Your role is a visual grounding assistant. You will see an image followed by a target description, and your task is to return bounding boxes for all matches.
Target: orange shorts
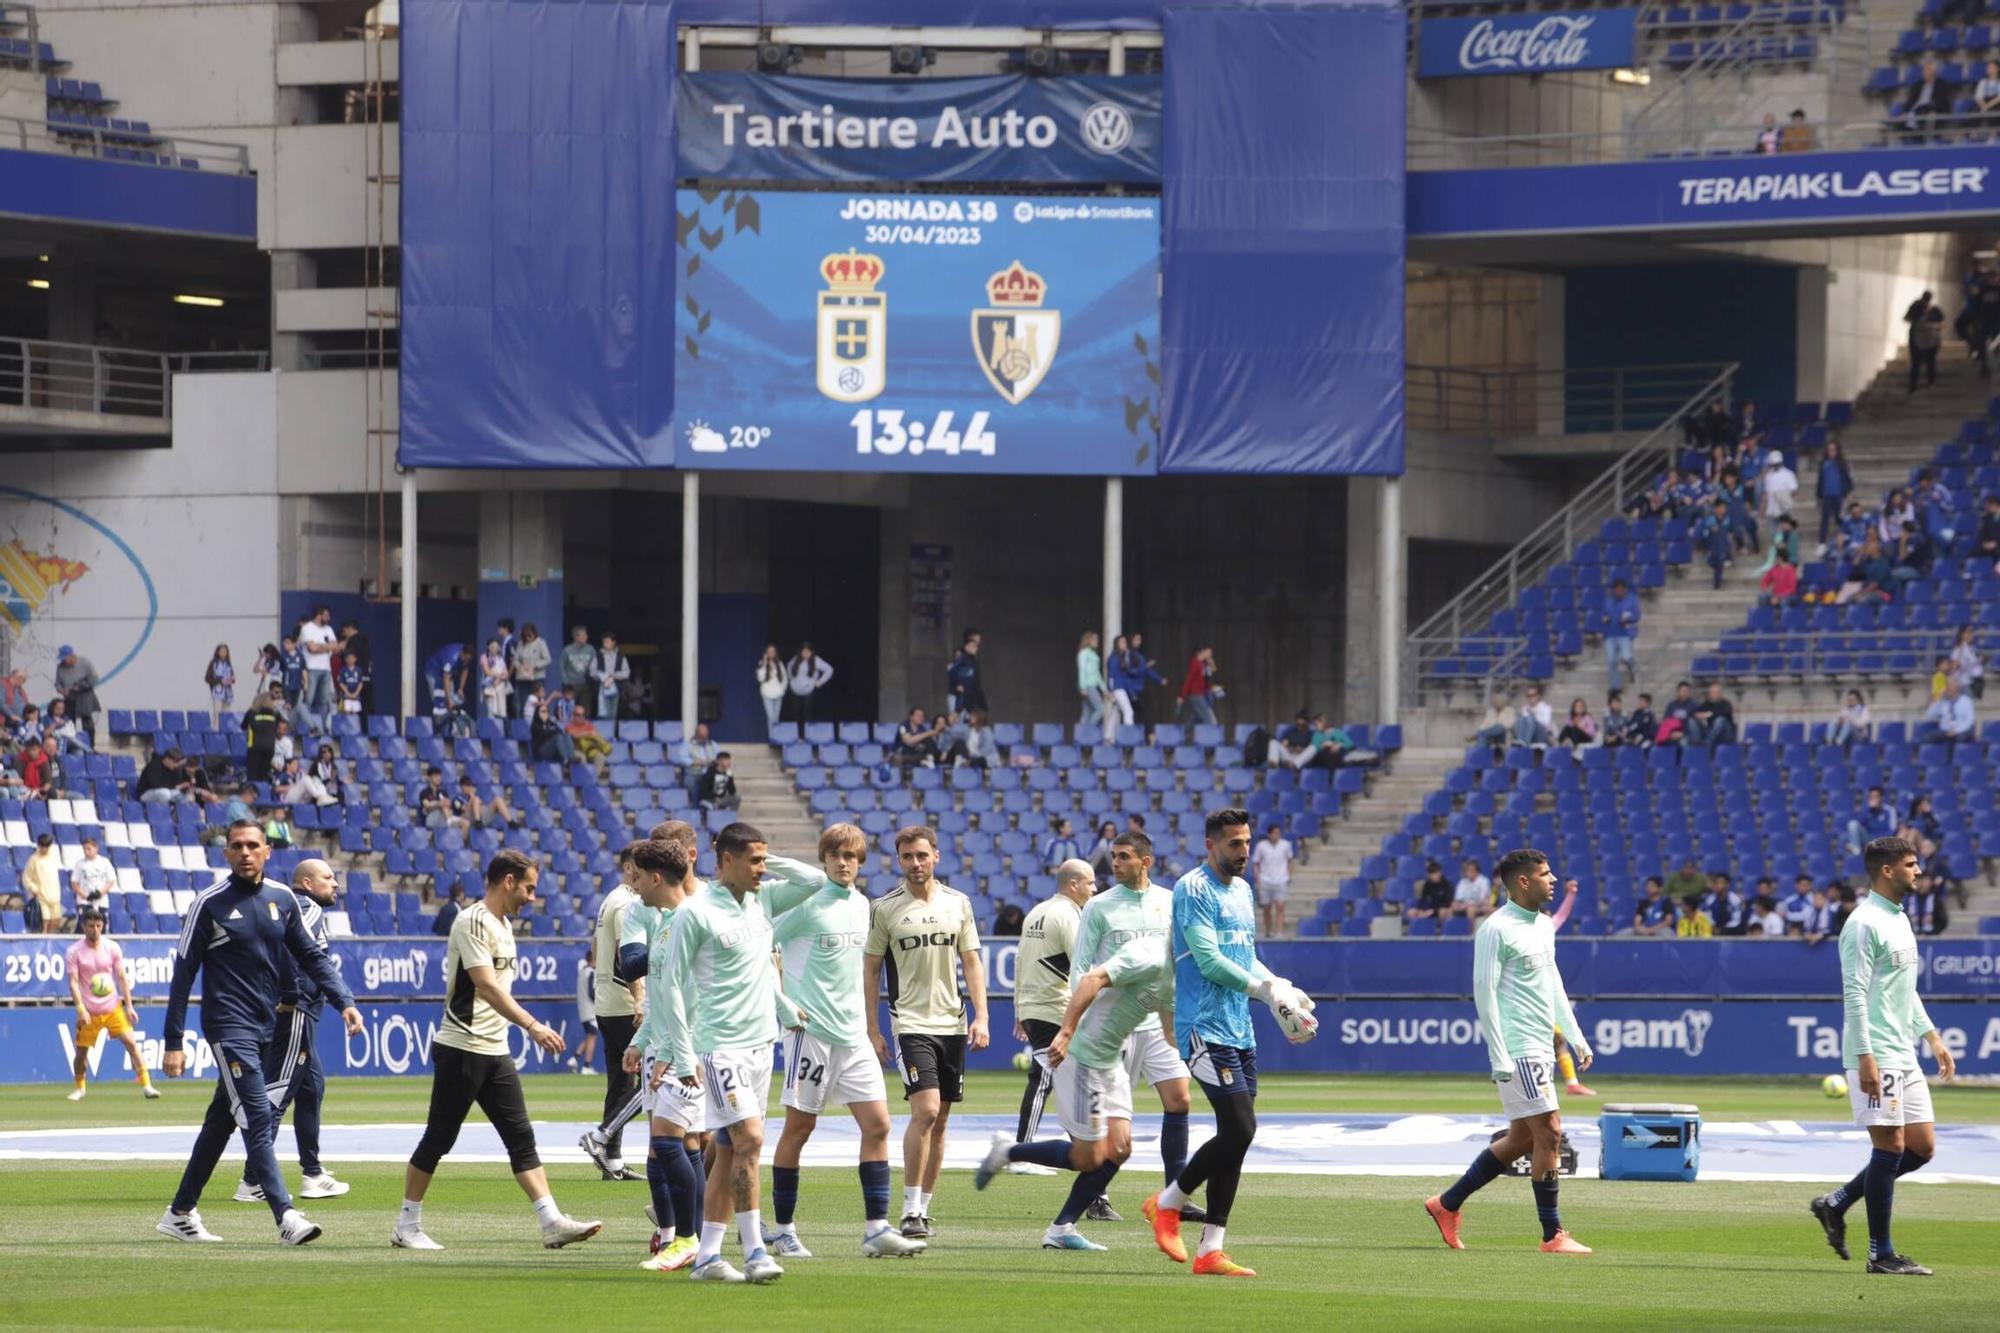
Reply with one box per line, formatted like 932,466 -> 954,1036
76,1008 -> 132,1048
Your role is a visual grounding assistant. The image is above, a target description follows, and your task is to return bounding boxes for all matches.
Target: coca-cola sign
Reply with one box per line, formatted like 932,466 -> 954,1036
1418,9 -> 1637,78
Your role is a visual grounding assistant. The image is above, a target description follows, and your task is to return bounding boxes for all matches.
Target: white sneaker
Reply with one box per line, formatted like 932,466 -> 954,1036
278,1209 -> 323,1246
862,1226 -> 927,1258
391,1224 -> 443,1251
540,1214 -> 602,1249
141,1084 -> 162,1100
156,1208 -> 222,1243
761,1227 -> 813,1259
688,1256 -> 746,1283
66,1088 -> 85,1102
232,1181 -> 267,1204
742,1250 -> 785,1284
974,1130 -> 1013,1190
1006,1162 -> 1058,1176
300,1173 -> 350,1199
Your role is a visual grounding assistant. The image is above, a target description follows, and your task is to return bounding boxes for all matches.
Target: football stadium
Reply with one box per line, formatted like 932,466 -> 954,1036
0,0 -> 1997,1327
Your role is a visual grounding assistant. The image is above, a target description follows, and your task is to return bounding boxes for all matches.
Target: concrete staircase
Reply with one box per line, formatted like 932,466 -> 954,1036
1286,745 -> 1464,928
726,745 -> 825,860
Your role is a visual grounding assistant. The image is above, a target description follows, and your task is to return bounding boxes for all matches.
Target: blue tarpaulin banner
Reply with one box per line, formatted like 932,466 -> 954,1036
1158,2 -> 1405,475
676,73 -> 1161,184
1416,10 -> 1637,79
1409,147 -> 2000,237
672,189 -> 1159,474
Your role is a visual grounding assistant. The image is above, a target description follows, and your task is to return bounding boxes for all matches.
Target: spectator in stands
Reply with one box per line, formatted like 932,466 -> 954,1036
1779,107 -> 1814,152
1556,698 -> 1598,750
592,632 -> 634,721
1663,856 -> 1703,903
271,717 -> 296,772
137,746 -> 194,805
1976,59 -> 2000,133
1914,469 -> 1957,544
1877,488 -> 1914,545
1905,872 -> 1943,935
681,722 -> 720,772
436,644 -> 475,733
1696,497 -> 1734,589
533,686 -> 574,764
1834,532 -> 1893,605
1657,681 -> 1698,745
296,609 -> 339,735
944,709 -> 994,770
1977,494 -> 2000,566
1754,111 -> 1780,154
1406,860 -> 1454,931
507,623 -> 549,718
1623,691 -> 1657,749
243,691 -> 282,782
785,641 -> 832,723
55,644 -> 100,746
1813,440 -> 1852,548
1754,514 -> 1800,578
1177,645 -> 1221,727
1042,818 -> 1082,872
1632,878 -> 1673,937
1719,468 -> 1760,552
947,630 -> 987,718
1906,793 -> 1944,847
1803,885 -> 1837,945
23,833 -> 62,933
1710,874 -> 1751,936
1601,577 -> 1639,687
1918,677 -> 1976,743
1684,681 -> 1737,750
559,626 -> 596,716
336,650 -> 367,717
1122,632 -> 1169,725
1780,875 -> 1814,935
566,704 -> 611,765
1752,894 -> 1785,938
276,636 -> 305,712
1890,519 -> 1933,585
477,638 -> 512,720
1245,823 -> 1295,937
43,699 -> 86,756
1757,450 -> 1798,523
1314,712 -> 1372,766
1758,548 -> 1799,605
263,806 -> 294,851
1085,820 -> 1119,884
0,666 -> 27,725
68,836 -> 114,914
754,643 -> 788,736
252,641 -> 280,701
1452,860 -> 1493,922
1076,631 -> 1109,730
1950,624 -> 1985,700
286,744 -> 342,806
433,880 -> 467,938
223,783 -> 255,826
457,774 -> 517,829
992,902 -> 1026,936
1976,270 -> 2000,375
695,752 -> 740,812
338,620 -> 376,714
1929,654 -> 1956,704
1673,895 -> 1713,938
1905,59 -> 1953,142
1847,786 -> 1896,856
1831,689 -> 1873,745
1511,685 -> 1552,747
895,707 -> 945,771
1472,692 -> 1516,748
1905,292 -> 1945,392
418,767 -> 453,830
201,643 -> 235,729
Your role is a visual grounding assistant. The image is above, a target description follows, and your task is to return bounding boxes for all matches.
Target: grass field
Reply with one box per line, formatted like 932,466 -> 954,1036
2,1074 -> 1995,1331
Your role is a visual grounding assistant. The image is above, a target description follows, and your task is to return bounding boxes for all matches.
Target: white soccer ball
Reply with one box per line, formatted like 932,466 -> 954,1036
88,974 -> 114,1000
1821,1073 -> 1849,1098
1012,1049 -> 1032,1072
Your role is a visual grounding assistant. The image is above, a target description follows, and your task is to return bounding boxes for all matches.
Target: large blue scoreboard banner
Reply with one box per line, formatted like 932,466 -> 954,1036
672,188 -> 1161,475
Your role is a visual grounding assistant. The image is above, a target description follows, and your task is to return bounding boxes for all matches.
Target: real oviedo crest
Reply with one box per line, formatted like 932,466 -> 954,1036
815,249 -> 887,404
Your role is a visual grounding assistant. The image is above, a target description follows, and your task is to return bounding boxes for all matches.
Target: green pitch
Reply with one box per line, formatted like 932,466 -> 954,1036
1,1074 -> 1995,1331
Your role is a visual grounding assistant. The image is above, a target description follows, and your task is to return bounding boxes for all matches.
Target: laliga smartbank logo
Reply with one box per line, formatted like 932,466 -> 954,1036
1677,164 -> 1989,208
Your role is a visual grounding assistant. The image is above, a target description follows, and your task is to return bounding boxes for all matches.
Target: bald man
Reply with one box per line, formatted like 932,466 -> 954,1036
236,858 -> 350,1203
1011,861 -> 1098,1189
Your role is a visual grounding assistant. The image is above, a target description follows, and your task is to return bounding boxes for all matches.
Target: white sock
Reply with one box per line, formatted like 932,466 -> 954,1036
698,1219 -> 727,1263
1158,1182 -> 1190,1212
1045,1222 -> 1074,1236
774,1220 -> 796,1237
902,1185 -> 923,1215
655,1226 -> 675,1246
864,1219 -> 891,1239
531,1195 -> 562,1227
398,1199 -> 423,1228
737,1210 -> 763,1256
1198,1223 -> 1227,1257
917,1191 -> 933,1215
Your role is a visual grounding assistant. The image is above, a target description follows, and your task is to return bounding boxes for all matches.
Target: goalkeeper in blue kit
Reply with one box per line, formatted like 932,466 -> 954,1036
1426,848 -> 1594,1255
1143,808 -> 1318,1278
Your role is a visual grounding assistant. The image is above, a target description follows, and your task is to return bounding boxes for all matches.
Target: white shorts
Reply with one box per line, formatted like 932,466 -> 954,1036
1497,1057 -> 1560,1121
1256,880 -> 1289,906
1121,1027 -> 1191,1089
641,1054 -> 708,1133
1052,1055 -> 1133,1143
700,1046 -> 774,1130
780,1030 -> 888,1114
1848,1066 -> 1934,1128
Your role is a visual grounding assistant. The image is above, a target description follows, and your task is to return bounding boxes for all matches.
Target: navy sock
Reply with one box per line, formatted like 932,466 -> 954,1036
645,1138 -> 676,1234
859,1159 -> 892,1224
1897,1150 -> 1930,1179
672,1140 -> 704,1234
772,1164 -> 800,1227
1531,1175 -> 1562,1242
1008,1138 -> 1076,1172
1828,1167 -> 1866,1215
1440,1149 -> 1506,1213
1160,1111 -> 1189,1185
1056,1160 -> 1122,1227
1864,1148 -> 1901,1259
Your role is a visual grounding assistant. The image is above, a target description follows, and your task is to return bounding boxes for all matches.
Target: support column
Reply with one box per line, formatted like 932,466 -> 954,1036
400,470 -> 417,718
1377,476 -> 1405,727
681,472 -> 700,736
1102,477 -> 1123,679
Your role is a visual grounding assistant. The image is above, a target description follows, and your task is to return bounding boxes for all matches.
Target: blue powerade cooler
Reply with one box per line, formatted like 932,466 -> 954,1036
1597,1103 -> 1701,1181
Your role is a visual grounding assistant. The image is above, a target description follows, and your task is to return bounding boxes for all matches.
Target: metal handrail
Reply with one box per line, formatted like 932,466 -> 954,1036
1408,111 -> 2000,169
0,111 -> 254,174
1406,361 -> 1740,677
1406,634 -> 1531,709
1626,1 -> 1849,143
1406,360 -> 1733,437
0,337 -> 267,419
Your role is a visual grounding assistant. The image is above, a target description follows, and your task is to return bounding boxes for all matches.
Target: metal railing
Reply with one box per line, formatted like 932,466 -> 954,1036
0,111 -> 254,175
1406,634 -> 1532,710
1626,0 -> 1856,146
0,338 -> 267,419
1405,361 -> 1740,702
1408,111 -> 2000,170
1406,361 -> 1734,437
1687,627 -> 1991,679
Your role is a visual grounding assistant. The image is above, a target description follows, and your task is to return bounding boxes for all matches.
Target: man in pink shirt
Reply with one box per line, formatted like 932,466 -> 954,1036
64,906 -> 158,1101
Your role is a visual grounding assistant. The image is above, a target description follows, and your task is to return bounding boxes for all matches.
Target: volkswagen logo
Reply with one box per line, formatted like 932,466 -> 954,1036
1079,102 -> 1133,155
